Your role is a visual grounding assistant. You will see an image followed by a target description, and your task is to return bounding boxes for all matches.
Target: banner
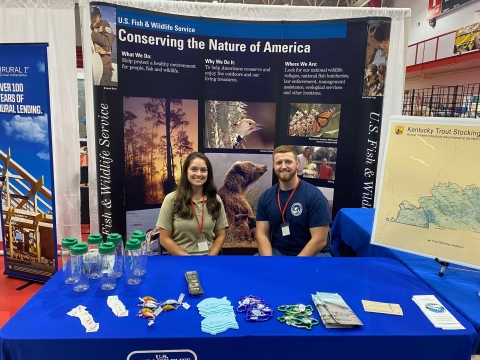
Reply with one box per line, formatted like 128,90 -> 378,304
0,43 -> 57,282
454,21 -> 480,53
372,116 -> 480,269
427,0 -> 479,20
89,2 -> 389,248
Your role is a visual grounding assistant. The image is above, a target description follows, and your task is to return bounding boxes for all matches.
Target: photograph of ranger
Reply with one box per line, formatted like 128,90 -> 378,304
90,6 -> 116,86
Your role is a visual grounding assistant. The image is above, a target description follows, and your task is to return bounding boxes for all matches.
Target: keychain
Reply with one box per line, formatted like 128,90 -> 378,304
236,295 -> 274,322
277,304 -> 318,330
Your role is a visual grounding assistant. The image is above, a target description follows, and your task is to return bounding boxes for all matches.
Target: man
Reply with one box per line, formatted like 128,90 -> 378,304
372,22 -> 390,67
318,158 -> 334,180
256,145 -> 332,257
296,147 -> 310,178
91,6 -> 115,86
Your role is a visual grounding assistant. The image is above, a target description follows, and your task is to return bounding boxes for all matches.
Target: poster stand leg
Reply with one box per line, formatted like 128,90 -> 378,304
434,257 -> 480,277
434,257 -> 480,297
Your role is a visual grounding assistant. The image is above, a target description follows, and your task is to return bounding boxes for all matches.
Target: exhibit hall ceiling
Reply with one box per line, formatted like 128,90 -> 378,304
175,0 -> 374,6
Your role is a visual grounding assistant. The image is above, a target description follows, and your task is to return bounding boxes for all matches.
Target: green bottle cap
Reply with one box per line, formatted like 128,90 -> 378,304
87,233 -> 103,245
125,238 -> 141,250
99,242 -> 115,255
70,242 -> 88,256
61,237 -> 78,249
107,233 -> 122,244
131,230 -> 146,242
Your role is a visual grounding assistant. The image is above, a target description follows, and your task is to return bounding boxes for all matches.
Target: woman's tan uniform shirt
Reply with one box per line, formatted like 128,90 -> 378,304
157,191 -> 229,255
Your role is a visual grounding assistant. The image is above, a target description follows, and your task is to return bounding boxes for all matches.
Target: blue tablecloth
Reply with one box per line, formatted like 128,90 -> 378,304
331,208 -> 480,354
0,256 -> 476,360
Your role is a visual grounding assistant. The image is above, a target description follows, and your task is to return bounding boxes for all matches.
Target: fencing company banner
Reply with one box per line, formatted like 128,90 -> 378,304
0,43 -> 57,282
89,2 -> 389,249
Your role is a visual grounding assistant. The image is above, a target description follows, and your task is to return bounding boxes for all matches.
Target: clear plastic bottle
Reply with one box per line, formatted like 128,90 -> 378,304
70,243 -> 90,292
107,233 -> 124,278
99,242 -> 116,290
61,237 -> 78,284
125,238 -> 142,285
131,230 -> 147,275
87,233 -> 103,279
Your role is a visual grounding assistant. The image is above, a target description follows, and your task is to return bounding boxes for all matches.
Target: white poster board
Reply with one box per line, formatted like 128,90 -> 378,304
372,115 -> 480,269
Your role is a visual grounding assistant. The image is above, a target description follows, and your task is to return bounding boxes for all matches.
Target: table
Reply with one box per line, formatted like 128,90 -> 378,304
331,208 -> 480,354
0,256 -> 476,360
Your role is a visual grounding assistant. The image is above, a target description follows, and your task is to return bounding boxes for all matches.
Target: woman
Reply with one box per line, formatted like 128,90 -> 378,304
156,152 -> 228,255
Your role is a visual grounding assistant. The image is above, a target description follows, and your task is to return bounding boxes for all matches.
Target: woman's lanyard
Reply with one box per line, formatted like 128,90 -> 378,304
191,195 -> 205,239
277,179 -> 300,236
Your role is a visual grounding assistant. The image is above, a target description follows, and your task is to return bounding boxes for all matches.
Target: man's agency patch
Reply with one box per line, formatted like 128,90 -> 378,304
104,26 -> 112,34
291,203 -> 303,216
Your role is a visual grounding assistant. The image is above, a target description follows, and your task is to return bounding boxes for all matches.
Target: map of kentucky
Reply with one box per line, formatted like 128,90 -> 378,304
388,182 -> 480,233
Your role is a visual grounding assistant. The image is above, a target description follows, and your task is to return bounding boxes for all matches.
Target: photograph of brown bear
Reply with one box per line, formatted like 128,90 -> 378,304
206,153 -> 272,248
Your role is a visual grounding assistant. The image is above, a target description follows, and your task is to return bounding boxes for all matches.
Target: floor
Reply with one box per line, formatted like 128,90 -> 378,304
0,255 -> 43,328
0,224 -> 90,328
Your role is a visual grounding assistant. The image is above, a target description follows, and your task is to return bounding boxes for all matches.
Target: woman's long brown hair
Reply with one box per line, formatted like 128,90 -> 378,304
171,152 -> 221,220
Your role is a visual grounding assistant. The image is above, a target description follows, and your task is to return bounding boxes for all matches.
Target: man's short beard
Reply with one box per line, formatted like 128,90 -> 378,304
276,170 -> 295,182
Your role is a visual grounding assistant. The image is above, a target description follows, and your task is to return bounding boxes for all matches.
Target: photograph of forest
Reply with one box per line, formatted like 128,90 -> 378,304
123,97 -> 198,210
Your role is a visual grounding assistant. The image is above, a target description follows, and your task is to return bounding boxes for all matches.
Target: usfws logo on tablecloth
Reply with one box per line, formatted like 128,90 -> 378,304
126,350 -> 197,360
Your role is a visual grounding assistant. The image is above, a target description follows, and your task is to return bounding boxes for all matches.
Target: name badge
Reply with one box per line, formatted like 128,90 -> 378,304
281,222 -> 290,237
197,239 -> 209,252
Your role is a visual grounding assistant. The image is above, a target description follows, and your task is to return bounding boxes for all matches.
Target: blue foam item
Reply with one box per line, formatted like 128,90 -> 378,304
199,306 -> 234,312
199,305 -> 234,313
201,314 -> 239,335
199,309 -> 235,317
197,297 -> 231,309
198,298 -> 238,335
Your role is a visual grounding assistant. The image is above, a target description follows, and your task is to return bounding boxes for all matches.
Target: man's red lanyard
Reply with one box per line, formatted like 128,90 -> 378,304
277,179 -> 300,223
191,195 -> 205,239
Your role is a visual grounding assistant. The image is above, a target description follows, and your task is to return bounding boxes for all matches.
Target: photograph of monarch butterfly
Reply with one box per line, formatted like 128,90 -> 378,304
288,103 -> 341,138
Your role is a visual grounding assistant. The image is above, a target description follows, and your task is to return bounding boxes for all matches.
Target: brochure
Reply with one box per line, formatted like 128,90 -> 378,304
312,292 -> 363,328
412,295 -> 464,330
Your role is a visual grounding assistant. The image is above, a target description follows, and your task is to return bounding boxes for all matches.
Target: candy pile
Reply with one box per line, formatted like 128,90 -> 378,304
67,305 -> 99,332
107,296 -> 128,317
